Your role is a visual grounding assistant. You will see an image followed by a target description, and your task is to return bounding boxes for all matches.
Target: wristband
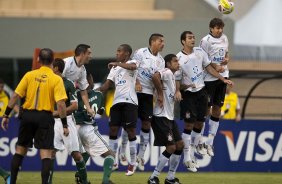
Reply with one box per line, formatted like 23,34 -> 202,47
61,117 -> 68,128
4,106 -> 13,117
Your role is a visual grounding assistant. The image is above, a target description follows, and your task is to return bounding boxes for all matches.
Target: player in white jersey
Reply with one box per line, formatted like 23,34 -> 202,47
63,44 -> 95,117
200,18 -> 232,157
98,44 -> 140,176
148,54 -> 184,184
125,33 -> 165,172
175,31 -> 233,172
49,58 -> 89,184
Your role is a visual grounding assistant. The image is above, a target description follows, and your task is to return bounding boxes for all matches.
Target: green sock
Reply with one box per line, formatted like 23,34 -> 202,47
0,167 -> 10,180
102,155 -> 114,183
48,158 -> 55,184
76,159 -> 88,184
82,152 -> 90,163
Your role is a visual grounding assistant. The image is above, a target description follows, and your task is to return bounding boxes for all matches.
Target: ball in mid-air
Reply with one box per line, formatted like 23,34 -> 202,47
218,0 -> 234,14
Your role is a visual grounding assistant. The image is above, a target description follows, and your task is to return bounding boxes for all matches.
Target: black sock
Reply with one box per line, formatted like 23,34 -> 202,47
41,158 -> 52,184
10,153 -> 24,184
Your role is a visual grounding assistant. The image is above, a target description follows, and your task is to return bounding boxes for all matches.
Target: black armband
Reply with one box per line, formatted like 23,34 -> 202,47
61,117 -> 68,128
4,106 -> 13,118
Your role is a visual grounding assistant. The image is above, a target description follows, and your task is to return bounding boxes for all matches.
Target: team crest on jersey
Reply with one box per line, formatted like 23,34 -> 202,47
193,66 -> 199,74
167,133 -> 173,142
219,48 -> 225,56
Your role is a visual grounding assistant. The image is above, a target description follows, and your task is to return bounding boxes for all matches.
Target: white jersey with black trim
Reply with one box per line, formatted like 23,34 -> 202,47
107,59 -> 140,106
200,33 -> 229,81
175,47 -> 211,92
63,56 -> 88,90
153,68 -> 176,121
133,47 -> 165,95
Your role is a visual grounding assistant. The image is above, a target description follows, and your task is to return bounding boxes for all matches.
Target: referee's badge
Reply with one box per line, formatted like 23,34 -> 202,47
167,133 -> 173,142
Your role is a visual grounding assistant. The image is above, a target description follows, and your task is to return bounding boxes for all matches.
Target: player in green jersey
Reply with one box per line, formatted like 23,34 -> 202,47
74,72 -> 115,184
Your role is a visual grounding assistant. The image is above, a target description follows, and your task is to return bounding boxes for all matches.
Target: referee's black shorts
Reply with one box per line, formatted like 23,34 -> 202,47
151,116 -> 182,146
17,109 -> 55,149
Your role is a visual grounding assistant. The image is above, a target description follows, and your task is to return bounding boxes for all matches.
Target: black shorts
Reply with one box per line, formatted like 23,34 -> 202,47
109,103 -> 138,129
137,93 -> 153,122
17,110 -> 55,149
205,79 -> 227,107
151,116 -> 182,146
180,88 -> 208,122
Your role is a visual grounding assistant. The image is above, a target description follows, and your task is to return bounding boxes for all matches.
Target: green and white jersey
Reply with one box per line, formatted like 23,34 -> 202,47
54,77 -> 77,111
74,89 -> 104,125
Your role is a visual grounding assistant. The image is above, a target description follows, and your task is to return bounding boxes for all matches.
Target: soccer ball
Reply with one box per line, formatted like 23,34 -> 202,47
218,0 -> 234,14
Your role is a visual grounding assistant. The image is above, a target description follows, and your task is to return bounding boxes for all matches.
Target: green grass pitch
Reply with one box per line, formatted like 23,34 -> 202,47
12,171 -> 282,184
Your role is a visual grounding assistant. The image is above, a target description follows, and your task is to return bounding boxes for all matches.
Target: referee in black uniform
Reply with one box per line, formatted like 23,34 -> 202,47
1,48 -> 69,184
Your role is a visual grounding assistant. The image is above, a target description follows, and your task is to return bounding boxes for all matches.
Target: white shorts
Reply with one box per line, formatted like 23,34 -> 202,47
54,115 -> 80,154
77,124 -> 110,157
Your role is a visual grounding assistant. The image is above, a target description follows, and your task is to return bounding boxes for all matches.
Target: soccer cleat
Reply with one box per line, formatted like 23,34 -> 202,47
136,157 -> 145,171
196,143 -> 207,156
184,160 -> 197,172
5,175 -> 11,184
147,176 -> 160,184
112,163 -> 119,171
119,154 -> 128,166
125,164 -> 136,176
164,177 -> 182,184
206,144 -> 214,157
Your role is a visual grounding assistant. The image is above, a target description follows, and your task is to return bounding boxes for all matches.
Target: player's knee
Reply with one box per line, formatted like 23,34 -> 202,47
71,151 -> 83,162
176,140 -> 184,150
126,128 -> 136,139
166,145 -> 176,154
141,120 -> 151,129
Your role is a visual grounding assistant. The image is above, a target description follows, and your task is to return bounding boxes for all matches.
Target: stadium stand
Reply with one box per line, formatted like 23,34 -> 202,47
0,0 -> 174,20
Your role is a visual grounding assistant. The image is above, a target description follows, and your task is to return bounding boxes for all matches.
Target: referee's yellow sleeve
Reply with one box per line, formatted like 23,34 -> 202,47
54,78 -> 68,102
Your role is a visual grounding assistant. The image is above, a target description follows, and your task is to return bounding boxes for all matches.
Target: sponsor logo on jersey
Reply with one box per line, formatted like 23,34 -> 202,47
140,70 -> 152,79
191,71 -> 203,82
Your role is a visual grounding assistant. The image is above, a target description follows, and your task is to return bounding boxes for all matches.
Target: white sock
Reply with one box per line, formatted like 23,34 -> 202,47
138,130 -> 150,159
167,154 -> 181,180
182,133 -> 191,162
191,130 -> 201,146
129,140 -> 137,166
109,138 -> 118,165
207,119 -> 219,145
201,122 -> 206,135
150,152 -> 170,179
120,129 -> 128,155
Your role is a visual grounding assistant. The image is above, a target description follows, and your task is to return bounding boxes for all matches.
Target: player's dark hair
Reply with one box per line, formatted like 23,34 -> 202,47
120,44 -> 133,56
209,18 -> 225,28
39,48 -> 54,65
149,33 -> 164,46
0,78 -> 4,84
180,31 -> 194,45
164,54 -> 177,68
53,58 -> 65,73
75,44 -> 91,56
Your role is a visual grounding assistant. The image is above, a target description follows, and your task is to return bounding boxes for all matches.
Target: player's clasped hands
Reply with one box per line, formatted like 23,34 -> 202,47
224,79 -> 234,87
